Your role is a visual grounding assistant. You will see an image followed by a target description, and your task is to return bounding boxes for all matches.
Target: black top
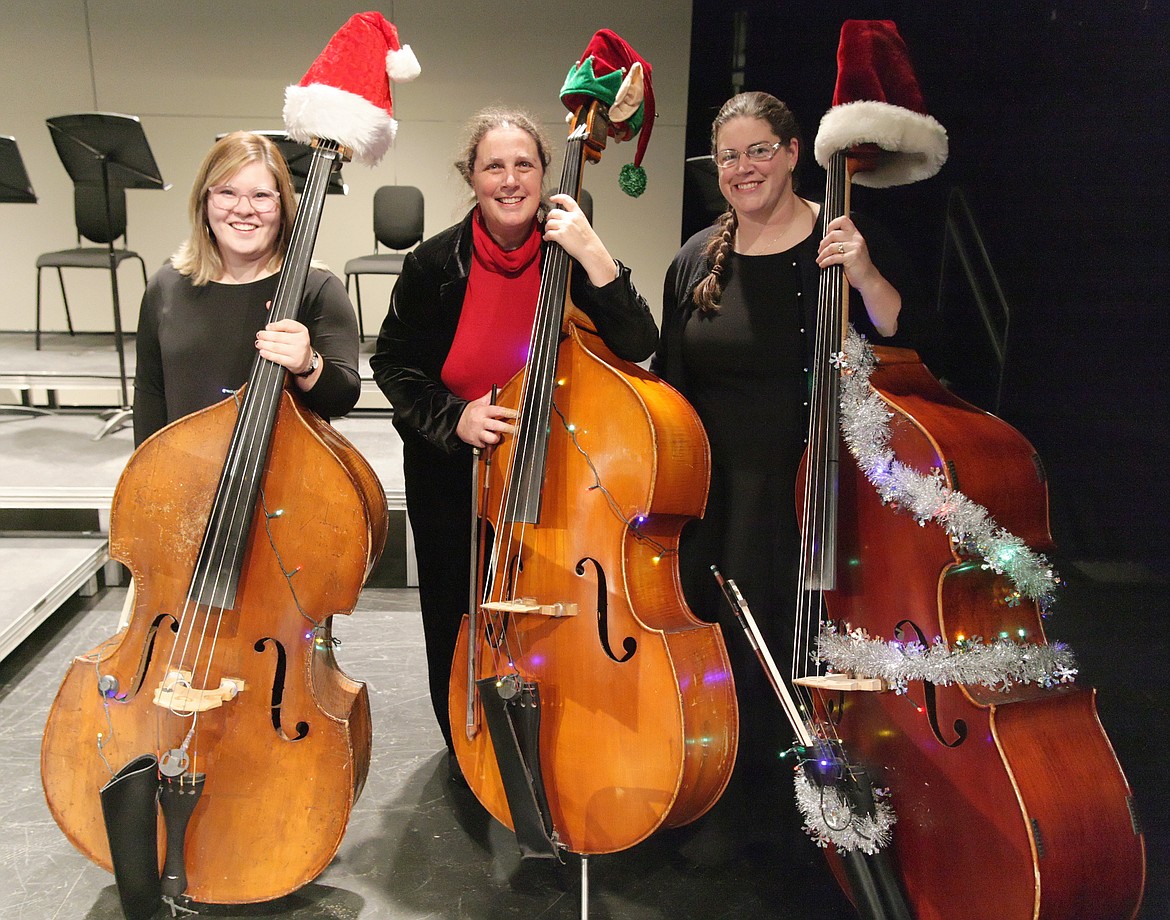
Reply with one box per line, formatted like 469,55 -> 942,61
683,243 -> 810,470
651,206 -> 918,659
133,263 -> 360,445
653,207 -> 918,400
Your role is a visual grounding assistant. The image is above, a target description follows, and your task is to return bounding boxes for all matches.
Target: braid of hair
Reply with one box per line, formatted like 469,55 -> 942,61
693,209 -> 738,314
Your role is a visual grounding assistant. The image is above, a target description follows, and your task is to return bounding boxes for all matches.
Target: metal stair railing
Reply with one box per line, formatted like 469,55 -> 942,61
936,186 -> 1012,414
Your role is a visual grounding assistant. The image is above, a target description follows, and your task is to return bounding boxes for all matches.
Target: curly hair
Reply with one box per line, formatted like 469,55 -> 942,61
453,107 -> 553,212
693,92 -> 803,314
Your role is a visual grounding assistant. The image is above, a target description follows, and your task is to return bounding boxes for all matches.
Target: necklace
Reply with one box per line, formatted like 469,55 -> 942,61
737,196 -> 815,255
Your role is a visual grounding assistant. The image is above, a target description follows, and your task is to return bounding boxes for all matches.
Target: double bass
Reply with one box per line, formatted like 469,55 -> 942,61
780,22 -> 1146,919
40,140 -> 387,903
448,96 -> 738,856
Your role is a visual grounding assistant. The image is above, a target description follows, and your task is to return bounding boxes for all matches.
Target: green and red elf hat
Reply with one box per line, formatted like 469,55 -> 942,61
283,11 -> 420,167
814,20 -> 947,188
559,29 -> 655,197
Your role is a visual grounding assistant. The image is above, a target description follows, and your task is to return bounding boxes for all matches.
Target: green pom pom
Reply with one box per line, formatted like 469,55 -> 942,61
619,163 -> 647,198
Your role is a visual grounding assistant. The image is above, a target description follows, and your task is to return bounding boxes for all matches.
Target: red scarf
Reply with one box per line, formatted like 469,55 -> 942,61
441,209 -> 542,400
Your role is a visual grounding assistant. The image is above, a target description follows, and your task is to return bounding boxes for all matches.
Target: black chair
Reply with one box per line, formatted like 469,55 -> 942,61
35,181 -> 146,351
344,185 -> 424,341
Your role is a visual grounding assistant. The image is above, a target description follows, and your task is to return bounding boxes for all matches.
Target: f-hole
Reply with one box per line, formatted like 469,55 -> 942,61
895,619 -> 967,748
504,551 -> 522,601
254,637 -> 309,741
823,691 -> 847,727
128,613 -> 180,696
576,556 -> 635,663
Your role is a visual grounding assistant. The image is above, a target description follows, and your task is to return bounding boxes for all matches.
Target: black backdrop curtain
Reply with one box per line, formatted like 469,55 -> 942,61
684,0 -> 1169,574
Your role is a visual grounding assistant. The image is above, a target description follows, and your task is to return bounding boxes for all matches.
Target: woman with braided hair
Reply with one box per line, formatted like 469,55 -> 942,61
651,91 -> 910,864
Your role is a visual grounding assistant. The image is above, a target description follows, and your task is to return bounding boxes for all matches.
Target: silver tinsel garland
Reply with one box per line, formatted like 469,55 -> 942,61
816,622 -> 1078,694
793,768 -> 896,855
788,333 -> 1073,856
839,329 -> 1062,612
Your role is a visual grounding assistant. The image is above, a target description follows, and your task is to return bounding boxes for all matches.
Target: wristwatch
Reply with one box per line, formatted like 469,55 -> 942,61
295,350 -> 320,378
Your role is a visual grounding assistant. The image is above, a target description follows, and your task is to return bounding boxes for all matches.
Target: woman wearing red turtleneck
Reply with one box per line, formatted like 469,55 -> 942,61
370,108 -> 657,774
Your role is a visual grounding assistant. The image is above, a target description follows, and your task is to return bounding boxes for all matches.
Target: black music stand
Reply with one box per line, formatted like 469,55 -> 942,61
47,113 -> 166,438
0,137 -> 43,417
0,136 -> 37,203
216,131 -> 348,195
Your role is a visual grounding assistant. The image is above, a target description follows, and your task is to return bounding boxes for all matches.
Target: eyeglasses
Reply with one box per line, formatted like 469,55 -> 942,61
714,142 -> 784,170
208,186 -> 280,213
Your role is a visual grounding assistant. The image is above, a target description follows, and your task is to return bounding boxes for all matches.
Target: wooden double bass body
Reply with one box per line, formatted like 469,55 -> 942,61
450,324 -> 738,854
802,343 -> 1146,919
449,106 -> 738,856
784,136 -> 1145,917
41,141 -> 388,904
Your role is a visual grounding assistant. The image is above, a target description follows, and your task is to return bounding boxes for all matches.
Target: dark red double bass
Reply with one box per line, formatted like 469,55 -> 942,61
448,97 -> 738,856
788,27 -> 1147,917
40,137 -> 387,904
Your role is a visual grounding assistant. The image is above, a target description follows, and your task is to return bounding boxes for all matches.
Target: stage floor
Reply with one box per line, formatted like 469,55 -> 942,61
4,575 -> 1166,919
4,586 -> 860,920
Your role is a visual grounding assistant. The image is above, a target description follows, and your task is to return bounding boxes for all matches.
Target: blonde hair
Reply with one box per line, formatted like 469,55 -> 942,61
694,92 -> 803,314
171,131 -> 297,285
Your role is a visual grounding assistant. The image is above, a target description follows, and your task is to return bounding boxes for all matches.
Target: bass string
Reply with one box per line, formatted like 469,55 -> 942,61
495,130 -> 584,530
484,258 -> 565,664
161,380 -> 266,698
806,148 -> 846,744
163,285 -> 283,704
480,130 -> 588,672
162,147 -> 338,718
793,149 -> 847,744
793,156 -> 831,681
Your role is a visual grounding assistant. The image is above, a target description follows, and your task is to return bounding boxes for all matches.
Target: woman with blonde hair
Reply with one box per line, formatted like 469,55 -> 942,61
133,130 -> 360,444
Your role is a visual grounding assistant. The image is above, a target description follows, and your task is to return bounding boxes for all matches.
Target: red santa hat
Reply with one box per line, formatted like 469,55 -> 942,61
283,11 -> 420,167
814,20 -> 947,188
560,29 -> 655,197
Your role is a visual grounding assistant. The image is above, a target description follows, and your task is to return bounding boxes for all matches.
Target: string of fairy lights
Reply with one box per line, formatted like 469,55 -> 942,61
550,395 -> 676,561
815,622 -> 1078,696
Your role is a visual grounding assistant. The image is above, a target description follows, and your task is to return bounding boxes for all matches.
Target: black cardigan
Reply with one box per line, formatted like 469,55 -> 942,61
652,209 -> 918,396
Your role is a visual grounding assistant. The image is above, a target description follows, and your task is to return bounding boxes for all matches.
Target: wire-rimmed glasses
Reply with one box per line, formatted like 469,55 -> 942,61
714,142 -> 783,170
207,186 -> 280,213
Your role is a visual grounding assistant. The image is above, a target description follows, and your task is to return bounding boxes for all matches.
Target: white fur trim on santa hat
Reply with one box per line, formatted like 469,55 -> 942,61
284,83 -> 396,167
387,45 -> 421,83
814,100 -> 948,188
